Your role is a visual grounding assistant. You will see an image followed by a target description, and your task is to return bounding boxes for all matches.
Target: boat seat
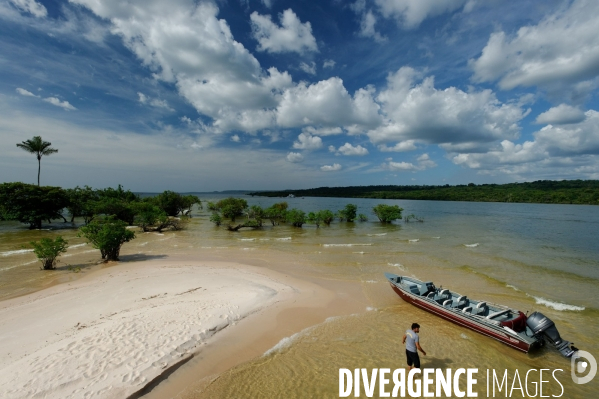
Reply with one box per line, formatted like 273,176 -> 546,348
443,299 -> 453,308
419,282 -> 434,296
426,292 -> 436,300
472,302 -> 488,316
452,296 -> 469,309
462,306 -> 473,314
408,285 -> 420,294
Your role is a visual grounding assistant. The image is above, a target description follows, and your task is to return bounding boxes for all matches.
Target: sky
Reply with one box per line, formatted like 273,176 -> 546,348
1,0 -> 599,191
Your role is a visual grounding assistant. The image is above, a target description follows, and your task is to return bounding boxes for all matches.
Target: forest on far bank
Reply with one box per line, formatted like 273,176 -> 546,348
248,180 -> 599,205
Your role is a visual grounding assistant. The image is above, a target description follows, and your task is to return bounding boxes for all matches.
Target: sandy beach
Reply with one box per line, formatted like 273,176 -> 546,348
0,258 -> 333,399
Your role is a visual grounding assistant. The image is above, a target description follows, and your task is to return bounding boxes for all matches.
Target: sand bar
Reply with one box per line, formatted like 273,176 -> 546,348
0,259 -> 315,398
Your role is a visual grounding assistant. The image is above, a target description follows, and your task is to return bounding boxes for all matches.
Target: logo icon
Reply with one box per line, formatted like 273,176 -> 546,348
571,350 -> 597,384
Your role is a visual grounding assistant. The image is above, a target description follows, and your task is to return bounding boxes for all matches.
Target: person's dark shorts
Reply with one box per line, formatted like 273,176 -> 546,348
406,349 -> 420,368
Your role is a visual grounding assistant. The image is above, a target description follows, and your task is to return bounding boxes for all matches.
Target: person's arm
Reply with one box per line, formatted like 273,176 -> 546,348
402,334 -> 406,344
416,342 -> 426,356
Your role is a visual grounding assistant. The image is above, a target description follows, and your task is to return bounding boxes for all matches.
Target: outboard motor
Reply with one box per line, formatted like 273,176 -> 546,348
526,311 -> 578,357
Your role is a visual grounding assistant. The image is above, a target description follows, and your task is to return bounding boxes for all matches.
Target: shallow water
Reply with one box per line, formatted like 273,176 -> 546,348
1,197 -> 598,397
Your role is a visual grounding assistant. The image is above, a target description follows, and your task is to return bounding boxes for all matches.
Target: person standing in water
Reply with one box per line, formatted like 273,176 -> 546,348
403,323 -> 426,369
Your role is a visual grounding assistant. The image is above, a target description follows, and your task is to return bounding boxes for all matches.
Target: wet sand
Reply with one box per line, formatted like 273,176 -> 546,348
0,251 -> 369,399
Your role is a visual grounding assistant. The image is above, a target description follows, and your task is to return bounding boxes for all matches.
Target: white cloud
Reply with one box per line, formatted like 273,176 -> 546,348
286,152 -> 304,163
334,143 -> 369,156
261,0 -> 274,8
8,0 -> 47,18
231,134 -> 240,142
16,88 -> 38,97
71,0 -> 276,126
250,9 -> 318,55
374,0 -> 468,29
377,140 -> 418,152
323,59 -> 336,69
470,0 -> 599,92
321,163 -> 342,172
43,97 -> 77,111
384,153 -> 436,171
292,132 -> 323,150
358,10 -> 386,42
137,92 -> 173,110
535,104 -> 586,125
302,126 -> 343,136
299,61 -> 316,75
451,110 -> 599,177
277,78 -> 381,129
368,67 -> 528,151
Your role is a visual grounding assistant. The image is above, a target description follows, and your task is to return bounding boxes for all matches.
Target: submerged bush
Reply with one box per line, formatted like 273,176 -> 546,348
79,216 -> 135,261
31,236 -> 69,270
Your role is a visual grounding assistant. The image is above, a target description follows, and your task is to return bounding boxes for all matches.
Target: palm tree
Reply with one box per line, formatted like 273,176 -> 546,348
16,136 -> 58,186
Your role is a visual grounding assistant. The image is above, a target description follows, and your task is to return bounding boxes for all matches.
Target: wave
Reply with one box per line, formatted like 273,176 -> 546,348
240,248 -> 255,251
529,296 -> 585,312
387,263 -> 405,271
322,243 -> 372,247
408,239 -> 419,243
506,284 -> 520,292
259,238 -> 270,241
0,259 -> 38,272
263,316 -> 344,357
367,233 -> 387,237
464,243 -> 479,247
68,243 -> 87,249
353,251 -> 366,255
1,249 -> 33,257
432,236 -> 441,239
62,250 -> 97,258
238,238 -> 256,241
366,307 -> 377,311
275,237 -> 292,241
364,280 -> 377,283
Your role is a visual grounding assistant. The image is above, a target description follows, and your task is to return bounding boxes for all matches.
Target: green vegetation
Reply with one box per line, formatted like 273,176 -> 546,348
358,213 -> 368,222
264,202 -> 288,226
373,204 -> 403,223
0,182 -> 69,229
286,208 -> 306,227
319,209 -> 335,225
214,197 -> 248,222
249,180 -> 599,205
79,216 -> 135,261
148,191 -> 201,217
16,136 -> 58,186
30,236 -> 69,270
339,204 -> 357,222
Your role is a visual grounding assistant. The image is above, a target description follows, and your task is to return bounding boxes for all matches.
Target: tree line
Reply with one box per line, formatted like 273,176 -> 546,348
208,198 -> 404,230
0,183 -> 201,230
248,180 -> 599,205
0,183 -> 202,266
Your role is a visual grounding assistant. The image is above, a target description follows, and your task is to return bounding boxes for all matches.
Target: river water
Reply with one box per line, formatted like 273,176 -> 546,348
1,196 -> 597,397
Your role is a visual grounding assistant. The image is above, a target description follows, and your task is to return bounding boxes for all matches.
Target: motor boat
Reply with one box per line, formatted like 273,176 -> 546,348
385,272 -> 578,357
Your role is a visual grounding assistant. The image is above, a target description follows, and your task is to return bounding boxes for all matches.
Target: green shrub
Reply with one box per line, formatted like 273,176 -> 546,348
372,204 -> 403,223
286,208 -> 306,227
79,216 -> 135,261
30,236 -> 69,270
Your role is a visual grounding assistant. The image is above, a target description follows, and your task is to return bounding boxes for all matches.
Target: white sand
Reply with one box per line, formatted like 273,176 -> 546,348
0,260 -> 297,399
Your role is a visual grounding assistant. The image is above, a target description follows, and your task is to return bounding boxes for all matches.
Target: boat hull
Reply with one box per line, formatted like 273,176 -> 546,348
389,283 -> 537,353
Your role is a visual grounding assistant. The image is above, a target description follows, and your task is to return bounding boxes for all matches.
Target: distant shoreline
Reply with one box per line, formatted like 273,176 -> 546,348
248,180 -> 599,205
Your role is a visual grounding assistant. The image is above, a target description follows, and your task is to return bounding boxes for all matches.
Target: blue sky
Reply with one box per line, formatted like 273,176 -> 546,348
1,0 -> 598,191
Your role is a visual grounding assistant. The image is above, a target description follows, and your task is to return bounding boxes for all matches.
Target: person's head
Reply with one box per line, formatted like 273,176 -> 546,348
411,323 -> 420,332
